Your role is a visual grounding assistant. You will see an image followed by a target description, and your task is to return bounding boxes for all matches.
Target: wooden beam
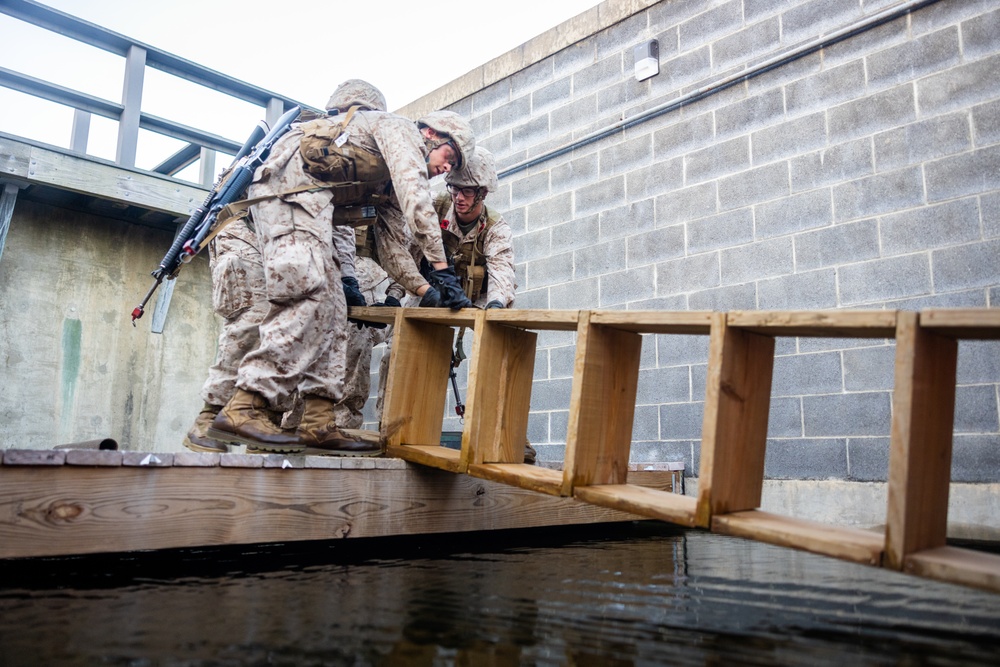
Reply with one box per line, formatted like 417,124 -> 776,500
465,313 -> 536,466
563,312 -> 642,495
574,484 -> 698,526
0,463 -> 665,559
696,313 -> 775,526
904,546 -> 1000,594
727,310 -> 897,337
589,310 -> 713,334
713,510 -> 884,565
919,308 -> 1000,339
885,311 -> 958,569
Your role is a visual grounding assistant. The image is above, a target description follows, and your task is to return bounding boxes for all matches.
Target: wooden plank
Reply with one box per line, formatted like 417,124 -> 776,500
0,134 -> 32,179
464,315 -> 536,466
885,311 -> 958,569
563,314 -> 642,495
905,546 -> 1000,594
26,143 -> 205,217
385,444 -> 463,473
0,465 -> 653,559
919,308 -> 1000,339
727,310 -> 897,337
589,310 -> 714,334
396,307 -> 479,328
574,484 -> 698,526
346,305 -> 398,326
483,309 -> 582,331
696,313 -> 775,526
382,313 -> 456,450
467,463 -> 565,496
713,510 -> 884,566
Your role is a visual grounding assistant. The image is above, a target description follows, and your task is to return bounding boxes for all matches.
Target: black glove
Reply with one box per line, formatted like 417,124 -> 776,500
342,276 -> 366,307
383,295 -> 402,308
419,286 -> 441,307
343,276 -> 367,329
428,267 -> 473,310
486,300 -> 504,309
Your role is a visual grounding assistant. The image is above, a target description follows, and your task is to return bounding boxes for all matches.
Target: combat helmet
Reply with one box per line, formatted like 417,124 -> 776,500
326,79 -> 387,113
446,147 -> 498,194
417,110 -> 475,171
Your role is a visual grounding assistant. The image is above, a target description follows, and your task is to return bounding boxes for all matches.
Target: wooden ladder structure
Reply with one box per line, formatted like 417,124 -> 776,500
352,307 -> 1000,594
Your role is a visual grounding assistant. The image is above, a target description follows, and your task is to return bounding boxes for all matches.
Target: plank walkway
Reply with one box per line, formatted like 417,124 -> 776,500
355,306 -> 1000,595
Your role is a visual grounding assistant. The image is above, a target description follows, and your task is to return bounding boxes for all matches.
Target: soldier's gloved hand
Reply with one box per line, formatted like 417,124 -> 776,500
383,295 -> 402,308
429,268 -> 473,310
343,276 -> 367,329
486,300 -> 504,309
418,286 -> 441,308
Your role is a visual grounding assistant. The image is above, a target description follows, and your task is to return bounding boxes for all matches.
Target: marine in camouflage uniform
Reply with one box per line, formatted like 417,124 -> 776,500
207,79 -> 475,454
183,80 -> 391,454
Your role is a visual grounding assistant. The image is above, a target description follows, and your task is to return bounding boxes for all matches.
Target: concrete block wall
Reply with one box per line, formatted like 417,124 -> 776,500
379,0 -> 1000,483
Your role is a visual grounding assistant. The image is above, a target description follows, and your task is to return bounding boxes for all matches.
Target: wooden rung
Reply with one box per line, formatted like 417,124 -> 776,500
467,463 -> 565,496
589,310 -> 713,334
904,546 -> 1000,594
727,310 -> 898,337
484,309 -> 582,330
920,308 -> 1000,339
346,305 -> 397,326
574,484 -> 698,526
386,444 -> 464,473
398,308 -> 479,327
713,510 -> 884,566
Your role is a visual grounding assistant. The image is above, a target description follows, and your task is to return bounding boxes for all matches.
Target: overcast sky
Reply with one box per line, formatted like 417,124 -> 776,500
0,0 -> 599,177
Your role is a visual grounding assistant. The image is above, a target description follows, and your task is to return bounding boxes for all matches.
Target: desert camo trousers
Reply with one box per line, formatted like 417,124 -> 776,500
236,196 -> 348,411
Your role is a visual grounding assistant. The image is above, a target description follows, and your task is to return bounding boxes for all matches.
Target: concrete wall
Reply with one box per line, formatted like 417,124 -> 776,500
0,198 -> 217,451
380,0 -> 1000,486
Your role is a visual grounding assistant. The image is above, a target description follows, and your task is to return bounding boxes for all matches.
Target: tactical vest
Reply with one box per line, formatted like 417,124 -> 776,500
434,195 -> 500,300
299,106 -> 392,224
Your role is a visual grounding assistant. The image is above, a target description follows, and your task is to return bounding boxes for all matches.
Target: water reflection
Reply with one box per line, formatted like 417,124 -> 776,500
0,523 -> 998,665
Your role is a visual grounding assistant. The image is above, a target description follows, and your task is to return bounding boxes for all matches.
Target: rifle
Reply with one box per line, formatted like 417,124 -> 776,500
130,105 -> 302,325
449,328 -> 468,418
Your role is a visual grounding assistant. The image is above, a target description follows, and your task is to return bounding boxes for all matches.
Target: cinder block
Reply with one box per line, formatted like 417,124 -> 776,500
769,397 -> 804,438
510,171 -> 550,209
492,94 -> 532,131
837,253 -> 932,306
601,199 -> 656,241
782,0 -> 862,46
517,228 -> 551,262
678,1 -> 742,51
790,137 -> 873,193
686,136 -> 750,184
803,392 -> 892,437
764,438 -> 848,480
600,265 -> 656,306
626,224 -> 684,267
122,452 -> 173,467
659,401 -> 704,440
751,111 -> 826,165
550,275 -> 599,309
926,144 -> 1000,203
963,8 -> 1000,59
794,219 -> 879,272
511,58 -> 554,98
510,115 -> 550,153
599,134 -> 652,177
932,239 -> 1000,292
954,384 -> 1000,433
525,251 -> 573,289
843,345 -> 896,392
657,334 -> 710,367
625,158 -> 684,204
631,404 -> 660,441
688,282 -> 757,311
470,78 -> 511,115
550,95 -> 598,135
575,175 -> 626,217
530,378 -> 574,412
636,365 -> 692,405
786,60 -> 865,117
653,111 -> 714,160
874,112 -> 971,172
951,434 -> 1000,483
719,161 -> 789,211
957,340 -> 1000,385
657,252 -> 720,295
688,209 -> 752,255
720,236 -> 793,285
716,89 -> 784,140
868,28 -> 960,92
757,188 -> 834,239
654,182 -> 717,227
918,52 -> 1000,117
714,17 -> 781,71
846,437 -> 890,482
880,198 -> 980,256
572,53 -> 622,96
771,351 -> 844,397
551,153 -> 598,193
757,269 -> 838,310
832,165 -> 924,222
551,214 -> 598,253
548,344 -> 576,379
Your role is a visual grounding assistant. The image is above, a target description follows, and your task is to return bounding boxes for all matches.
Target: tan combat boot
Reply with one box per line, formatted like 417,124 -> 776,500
207,388 -> 305,454
182,403 -> 231,453
296,395 -> 383,456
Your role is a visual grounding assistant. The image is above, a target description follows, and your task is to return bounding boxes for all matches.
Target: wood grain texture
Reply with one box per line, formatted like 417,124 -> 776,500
713,510 -> 885,565
467,463 -> 565,496
589,310 -> 713,334
885,312 -> 958,569
919,308 -> 1000,339
483,309 -> 582,330
385,445 -> 464,473
727,310 -> 897,337
905,546 -> 1000,594
0,465 -> 662,559
574,484 -> 698,526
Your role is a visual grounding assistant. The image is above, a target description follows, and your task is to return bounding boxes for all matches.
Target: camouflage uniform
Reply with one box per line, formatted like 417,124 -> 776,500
199,217 -> 269,406
434,193 -> 517,308
236,109 -> 462,409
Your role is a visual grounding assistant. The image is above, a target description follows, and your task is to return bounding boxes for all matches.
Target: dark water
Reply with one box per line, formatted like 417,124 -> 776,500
1,523 -> 998,666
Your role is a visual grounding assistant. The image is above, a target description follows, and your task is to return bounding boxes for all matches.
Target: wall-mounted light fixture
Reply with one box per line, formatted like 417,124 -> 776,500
633,39 -> 659,82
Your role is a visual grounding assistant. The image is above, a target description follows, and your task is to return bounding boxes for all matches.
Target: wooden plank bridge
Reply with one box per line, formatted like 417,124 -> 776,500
353,305 -> 1000,595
